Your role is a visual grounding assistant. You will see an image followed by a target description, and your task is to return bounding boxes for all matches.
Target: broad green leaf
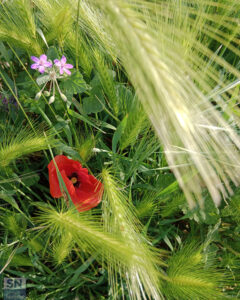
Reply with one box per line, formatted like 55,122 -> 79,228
0,190 -> 19,210
0,42 -> 11,62
46,46 -> 58,61
82,74 -> 106,114
83,96 -> 104,114
57,143 -> 84,163
60,71 -> 88,99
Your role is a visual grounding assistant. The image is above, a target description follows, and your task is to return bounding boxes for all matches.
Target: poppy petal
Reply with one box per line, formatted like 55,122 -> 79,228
49,169 -> 76,199
60,170 -> 76,197
76,192 -> 102,212
74,181 -> 103,211
48,155 -> 103,212
48,155 -> 72,197
49,169 -> 62,198
48,155 -> 73,173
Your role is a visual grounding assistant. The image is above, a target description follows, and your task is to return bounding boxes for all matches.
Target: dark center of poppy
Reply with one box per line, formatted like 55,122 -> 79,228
68,173 -> 80,187
71,177 -> 78,184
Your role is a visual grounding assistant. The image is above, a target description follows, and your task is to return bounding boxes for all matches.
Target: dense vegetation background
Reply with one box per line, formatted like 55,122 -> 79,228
1,0 -> 240,299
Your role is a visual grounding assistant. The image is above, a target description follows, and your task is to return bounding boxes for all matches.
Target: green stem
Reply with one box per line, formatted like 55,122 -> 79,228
0,68 -> 36,133
75,0 -> 81,70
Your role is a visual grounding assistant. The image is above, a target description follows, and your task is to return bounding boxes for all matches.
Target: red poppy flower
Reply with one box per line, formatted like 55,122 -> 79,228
48,155 -> 103,212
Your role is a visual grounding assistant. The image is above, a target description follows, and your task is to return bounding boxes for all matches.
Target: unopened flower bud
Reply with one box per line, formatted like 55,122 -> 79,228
35,91 -> 42,100
60,93 -> 67,102
44,91 -> 50,97
49,96 -> 55,104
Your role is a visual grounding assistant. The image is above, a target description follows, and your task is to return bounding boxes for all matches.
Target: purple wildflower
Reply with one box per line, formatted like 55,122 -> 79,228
54,56 -> 73,75
1,95 -> 18,110
2,97 -> 8,105
31,54 -> 52,74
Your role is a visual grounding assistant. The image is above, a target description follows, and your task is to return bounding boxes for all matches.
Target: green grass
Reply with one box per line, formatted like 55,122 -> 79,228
0,0 -> 240,299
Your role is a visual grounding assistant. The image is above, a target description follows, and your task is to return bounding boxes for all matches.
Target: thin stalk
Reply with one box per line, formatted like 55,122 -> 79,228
75,0 -> 81,70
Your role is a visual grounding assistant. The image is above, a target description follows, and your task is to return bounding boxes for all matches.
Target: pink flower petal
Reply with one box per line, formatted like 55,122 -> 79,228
54,59 -> 60,64
31,56 -> 39,63
61,56 -> 67,64
59,67 -> 64,75
38,66 -> 45,73
64,68 -> 71,75
65,64 -> 73,69
44,61 -> 52,68
31,63 -> 39,69
54,61 -> 61,67
40,54 -> 47,61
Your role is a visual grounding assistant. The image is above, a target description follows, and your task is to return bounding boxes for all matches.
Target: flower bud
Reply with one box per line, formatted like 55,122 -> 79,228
35,91 -> 42,100
44,91 -> 50,97
60,93 -> 67,102
49,96 -> 55,104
